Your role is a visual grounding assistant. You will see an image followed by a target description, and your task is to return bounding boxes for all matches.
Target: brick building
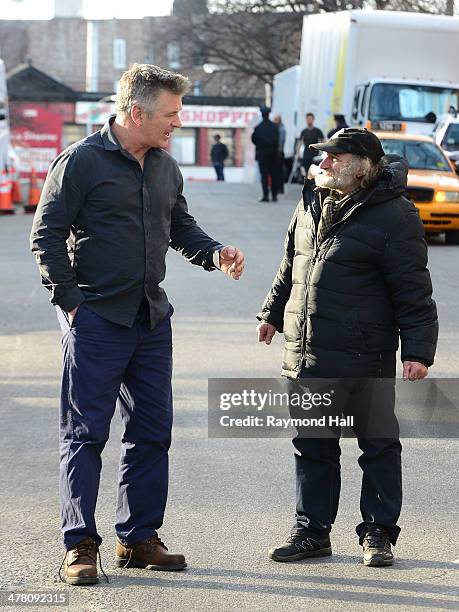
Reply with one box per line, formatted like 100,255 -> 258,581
0,0 -> 271,98
1,0 -> 281,180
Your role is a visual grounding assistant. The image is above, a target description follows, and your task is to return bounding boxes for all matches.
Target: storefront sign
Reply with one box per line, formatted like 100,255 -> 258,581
10,104 -> 62,178
75,102 -> 115,126
75,102 -> 259,128
180,107 -> 259,128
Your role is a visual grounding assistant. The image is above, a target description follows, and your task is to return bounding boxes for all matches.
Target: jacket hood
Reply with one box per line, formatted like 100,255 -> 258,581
371,154 -> 408,201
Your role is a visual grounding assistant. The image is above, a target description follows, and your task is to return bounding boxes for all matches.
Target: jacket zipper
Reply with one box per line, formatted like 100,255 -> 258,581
299,195 -> 322,370
298,189 -> 375,371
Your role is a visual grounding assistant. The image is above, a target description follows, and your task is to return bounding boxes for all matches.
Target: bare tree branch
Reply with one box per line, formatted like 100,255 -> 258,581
158,0 -> 454,97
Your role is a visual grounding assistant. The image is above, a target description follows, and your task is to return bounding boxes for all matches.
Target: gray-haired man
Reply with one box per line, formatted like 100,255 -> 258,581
257,128 -> 438,567
30,64 -> 245,584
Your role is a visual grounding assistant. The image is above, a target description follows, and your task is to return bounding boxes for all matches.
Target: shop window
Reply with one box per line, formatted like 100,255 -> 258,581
170,127 -> 197,165
207,128 -> 235,167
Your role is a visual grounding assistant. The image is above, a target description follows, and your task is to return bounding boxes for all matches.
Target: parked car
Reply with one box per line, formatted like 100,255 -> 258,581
376,131 -> 459,243
307,131 -> 459,244
432,113 -> 459,165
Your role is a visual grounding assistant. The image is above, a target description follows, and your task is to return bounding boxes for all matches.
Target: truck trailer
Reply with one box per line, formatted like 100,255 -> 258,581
294,10 -> 459,138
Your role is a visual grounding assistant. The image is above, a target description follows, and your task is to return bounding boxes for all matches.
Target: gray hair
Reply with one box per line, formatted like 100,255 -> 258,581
115,63 -> 191,115
358,156 -> 385,189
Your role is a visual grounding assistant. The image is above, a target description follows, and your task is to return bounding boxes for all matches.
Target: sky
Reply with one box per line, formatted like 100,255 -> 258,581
1,0 -> 175,19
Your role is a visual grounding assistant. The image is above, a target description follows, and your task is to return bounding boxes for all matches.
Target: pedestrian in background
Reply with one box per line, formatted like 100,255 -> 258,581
210,134 -> 229,181
257,128 -> 438,568
299,112 -> 324,176
30,63 -> 245,586
251,107 -> 280,202
273,114 -> 286,194
327,114 -> 349,138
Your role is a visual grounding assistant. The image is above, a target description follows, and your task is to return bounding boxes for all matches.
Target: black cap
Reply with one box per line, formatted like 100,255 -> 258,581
310,128 -> 385,163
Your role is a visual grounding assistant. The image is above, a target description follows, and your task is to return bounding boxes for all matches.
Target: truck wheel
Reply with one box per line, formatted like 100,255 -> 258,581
445,230 -> 459,245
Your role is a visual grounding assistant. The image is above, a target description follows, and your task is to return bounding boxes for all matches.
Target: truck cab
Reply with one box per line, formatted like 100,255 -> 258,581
352,78 -> 459,136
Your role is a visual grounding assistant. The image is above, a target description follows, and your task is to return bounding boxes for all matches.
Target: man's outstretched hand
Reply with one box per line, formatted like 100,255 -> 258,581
257,322 -> 277,345
219,246 -> 245,280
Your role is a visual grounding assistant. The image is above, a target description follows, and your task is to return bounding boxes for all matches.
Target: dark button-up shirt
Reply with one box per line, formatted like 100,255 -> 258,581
30,116 -> 223,329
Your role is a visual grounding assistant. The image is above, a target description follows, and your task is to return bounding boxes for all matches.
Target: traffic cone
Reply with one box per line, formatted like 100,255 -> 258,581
25,167 -> 40,213
0,167 -> 15,215
9,165 -> 23,204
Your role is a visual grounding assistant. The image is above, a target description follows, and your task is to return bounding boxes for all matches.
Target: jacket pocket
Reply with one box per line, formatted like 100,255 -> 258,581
354,313 -> 399,352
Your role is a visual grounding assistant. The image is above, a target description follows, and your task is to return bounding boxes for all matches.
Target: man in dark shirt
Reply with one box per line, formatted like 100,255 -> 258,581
30,63 -> 245,586
210,134 -> 229,181
251,107 -> 280,202
299,113 -> 324,176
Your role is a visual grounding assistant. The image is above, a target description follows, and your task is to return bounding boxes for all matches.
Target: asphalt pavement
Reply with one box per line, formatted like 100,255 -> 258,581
0,182 -> 458,611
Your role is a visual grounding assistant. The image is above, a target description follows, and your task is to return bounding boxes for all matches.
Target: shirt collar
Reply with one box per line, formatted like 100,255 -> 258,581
99,114 -> 164,161
100,115 -> 122,151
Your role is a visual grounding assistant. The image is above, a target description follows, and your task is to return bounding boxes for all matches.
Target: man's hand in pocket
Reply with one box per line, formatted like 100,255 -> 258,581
68,305 -> 79,325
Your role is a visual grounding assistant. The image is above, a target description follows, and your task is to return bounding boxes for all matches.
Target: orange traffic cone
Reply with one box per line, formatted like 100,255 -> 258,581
9,166 -> 23,204
25,167 -> 40,213
0,167 -> 15,215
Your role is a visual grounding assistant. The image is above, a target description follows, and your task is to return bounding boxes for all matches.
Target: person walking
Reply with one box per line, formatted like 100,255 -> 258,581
210,134 -> 229,181
257,128 -> 438,567
30,63 -> 245,586
251,107 -> 280,202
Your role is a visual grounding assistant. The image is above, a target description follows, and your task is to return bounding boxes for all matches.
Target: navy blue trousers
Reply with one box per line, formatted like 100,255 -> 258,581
57,300 -> 173,550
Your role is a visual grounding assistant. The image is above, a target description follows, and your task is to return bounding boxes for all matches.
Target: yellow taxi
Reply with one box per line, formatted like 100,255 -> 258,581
376,131 -> 459,244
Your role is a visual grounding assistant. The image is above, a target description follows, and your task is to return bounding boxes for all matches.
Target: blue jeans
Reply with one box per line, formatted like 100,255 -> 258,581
57,300 -> 173,550
213,162 -> 225,181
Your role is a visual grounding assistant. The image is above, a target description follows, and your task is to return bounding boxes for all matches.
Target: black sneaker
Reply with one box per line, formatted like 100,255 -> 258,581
268,531 -> 332,562
362,527 -> 394,567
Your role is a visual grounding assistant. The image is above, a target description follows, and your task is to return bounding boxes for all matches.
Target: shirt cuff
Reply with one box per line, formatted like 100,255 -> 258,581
51,285 -> 85,312
402,356 -> 430,367
212,248 -> 222,270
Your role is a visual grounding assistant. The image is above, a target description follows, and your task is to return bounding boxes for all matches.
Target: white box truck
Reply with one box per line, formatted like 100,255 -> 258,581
271,65 -> 301,161
295,10 -> 459,137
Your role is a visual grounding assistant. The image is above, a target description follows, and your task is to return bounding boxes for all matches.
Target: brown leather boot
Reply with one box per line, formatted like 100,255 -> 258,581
115,535 -> 187,571
60,537 -> 99,585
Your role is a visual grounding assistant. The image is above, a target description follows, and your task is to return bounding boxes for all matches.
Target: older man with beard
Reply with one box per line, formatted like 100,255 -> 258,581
257,128 -> 438,567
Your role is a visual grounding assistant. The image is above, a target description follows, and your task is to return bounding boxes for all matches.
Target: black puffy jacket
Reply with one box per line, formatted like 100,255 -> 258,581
258,157 -> 439,379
